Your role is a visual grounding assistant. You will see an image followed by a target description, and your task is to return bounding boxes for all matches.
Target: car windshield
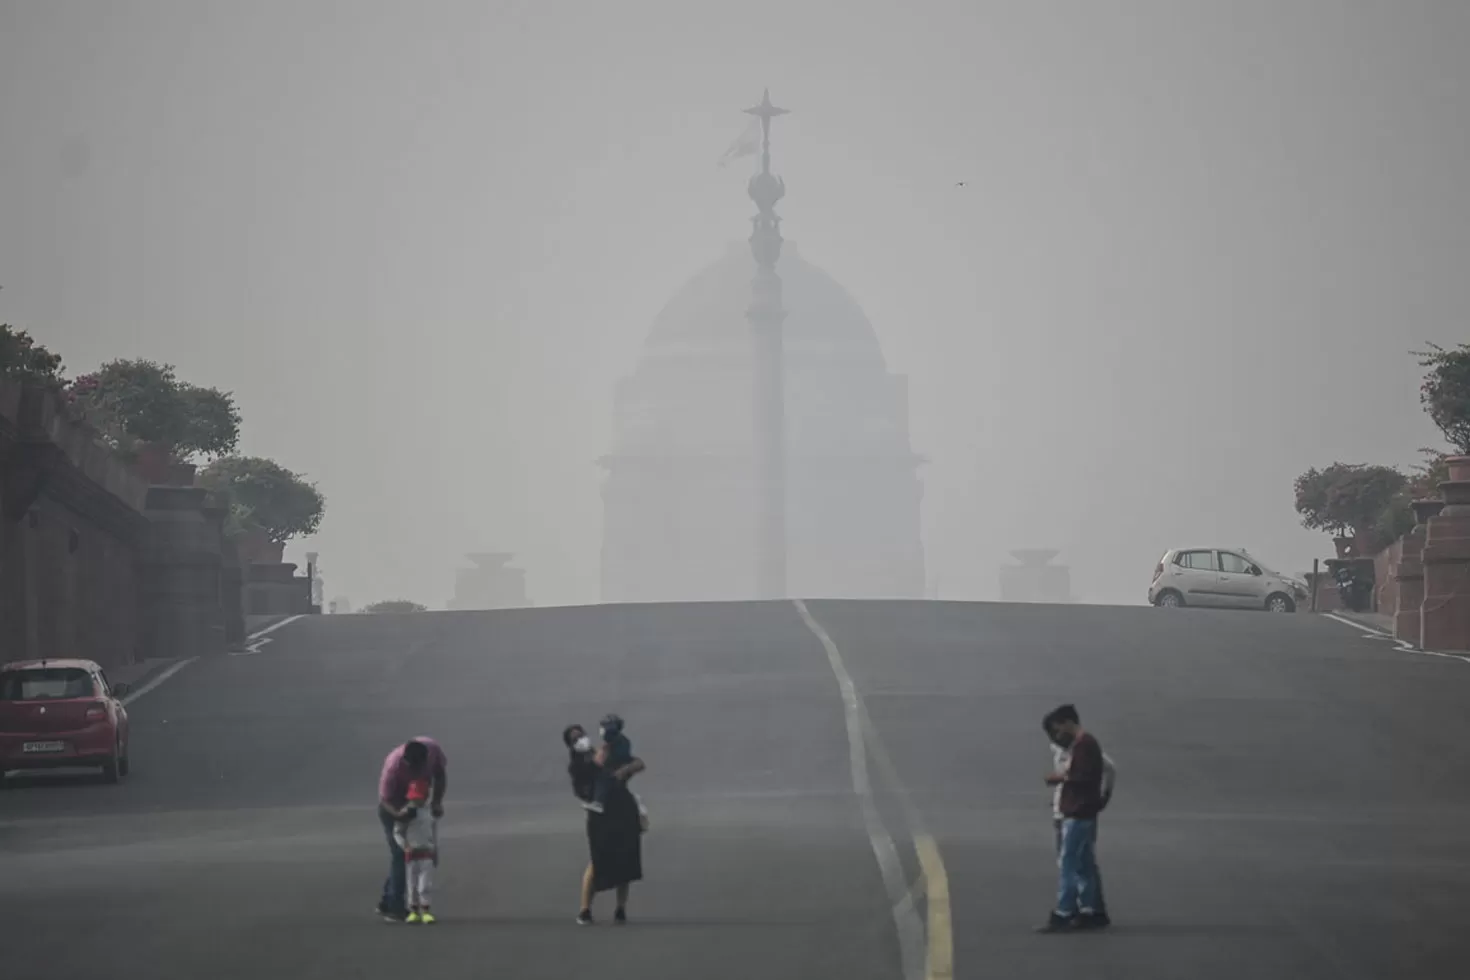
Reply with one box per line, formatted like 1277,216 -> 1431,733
0,668 -> 94,701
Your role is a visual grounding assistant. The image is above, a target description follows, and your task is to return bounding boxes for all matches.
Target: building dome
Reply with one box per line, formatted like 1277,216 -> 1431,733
644,242 -> 888,370
599,239 -> 926,603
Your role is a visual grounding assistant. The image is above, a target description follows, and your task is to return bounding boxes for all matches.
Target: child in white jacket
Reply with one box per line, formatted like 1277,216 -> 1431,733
393,779 -> 439,923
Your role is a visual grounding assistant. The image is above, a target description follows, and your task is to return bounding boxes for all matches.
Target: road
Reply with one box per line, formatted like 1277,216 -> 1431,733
2,600 -> 1468,979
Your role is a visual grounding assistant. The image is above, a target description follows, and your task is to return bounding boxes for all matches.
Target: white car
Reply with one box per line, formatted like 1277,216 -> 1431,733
1149,548 -> 1309,613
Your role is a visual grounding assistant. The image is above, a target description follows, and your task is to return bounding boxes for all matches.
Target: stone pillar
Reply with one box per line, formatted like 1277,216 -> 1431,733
1393,499 -> 1444,646
141,486 -> 228,659
1421,456 -> 1470,652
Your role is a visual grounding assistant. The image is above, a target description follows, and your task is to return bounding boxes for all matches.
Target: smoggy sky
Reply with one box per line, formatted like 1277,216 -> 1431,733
2,1 -> 1464,608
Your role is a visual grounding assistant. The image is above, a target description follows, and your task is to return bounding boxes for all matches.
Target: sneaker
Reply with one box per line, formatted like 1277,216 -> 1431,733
380,909 -> 408,923
1076,911 -> 1111,929
576,909 -> 594,926
582,801 -> 605,814
406,911 -> 422,924
614,907 -> 627,925
1034,912 -> 1075,934
419,911 -> 437,925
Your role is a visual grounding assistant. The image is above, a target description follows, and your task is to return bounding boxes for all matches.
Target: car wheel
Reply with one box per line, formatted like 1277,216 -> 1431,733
102,740 -> 122,784
119,748 -> 131,778
1155,590 -> 1184,608
1266,593 -> 1296,613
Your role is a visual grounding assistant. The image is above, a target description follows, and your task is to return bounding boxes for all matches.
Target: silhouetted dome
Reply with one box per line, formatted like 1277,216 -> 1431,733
643,242 -> 888,369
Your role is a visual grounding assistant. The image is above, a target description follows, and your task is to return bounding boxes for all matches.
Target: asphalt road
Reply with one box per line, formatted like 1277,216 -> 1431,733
2,600 -> 1468,979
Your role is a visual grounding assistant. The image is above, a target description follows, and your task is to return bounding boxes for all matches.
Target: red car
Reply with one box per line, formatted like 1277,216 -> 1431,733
0,659 -> 132,783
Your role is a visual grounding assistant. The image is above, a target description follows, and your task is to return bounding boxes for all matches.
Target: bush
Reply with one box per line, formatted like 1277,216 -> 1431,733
1294,462 -> 1407,549
67,359 -> 240,461
0,324 -> 65,387
199,456 -> 325,544
362,600 -> 428,614
1417,342 -> 1470,454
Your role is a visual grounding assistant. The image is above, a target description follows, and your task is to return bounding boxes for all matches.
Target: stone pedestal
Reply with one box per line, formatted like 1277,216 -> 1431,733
1421,457 -> 1470,652
243,561 -> 311,617
1393,500 -> 1444,645
141,486 -> 228,659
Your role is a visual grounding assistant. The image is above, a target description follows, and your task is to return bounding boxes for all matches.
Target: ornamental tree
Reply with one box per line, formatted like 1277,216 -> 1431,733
1293,462 -> 1407,549
362,600 -> 428,614
198,456 -> 326,544
67,359 -> 240,461
0,324 -> 65,387
1417,342 -> 1470,454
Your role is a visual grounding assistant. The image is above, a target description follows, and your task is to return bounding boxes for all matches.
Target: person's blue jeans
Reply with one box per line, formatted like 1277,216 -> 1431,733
1054,817 -> 1107,914
378,808 -> 406,915
1055,817 -> 1101,918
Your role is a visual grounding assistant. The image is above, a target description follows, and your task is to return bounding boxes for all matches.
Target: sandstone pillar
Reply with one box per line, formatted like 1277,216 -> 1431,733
1393,499 -> 1444,646
1421,456 -> 1470,652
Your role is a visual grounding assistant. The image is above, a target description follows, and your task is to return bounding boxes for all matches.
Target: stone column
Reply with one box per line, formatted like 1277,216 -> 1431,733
1421,456 -> 1470,652
1393,499 -> 1444,646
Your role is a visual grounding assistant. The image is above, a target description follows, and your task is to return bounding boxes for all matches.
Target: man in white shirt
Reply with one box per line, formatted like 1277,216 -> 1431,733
1049,722 -> 1115,921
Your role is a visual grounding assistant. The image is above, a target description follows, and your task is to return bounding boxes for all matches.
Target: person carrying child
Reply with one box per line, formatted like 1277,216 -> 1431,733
392,778 -> 439,924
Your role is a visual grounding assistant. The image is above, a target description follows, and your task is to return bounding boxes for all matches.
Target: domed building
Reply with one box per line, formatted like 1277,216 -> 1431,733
598,95 -> 925,602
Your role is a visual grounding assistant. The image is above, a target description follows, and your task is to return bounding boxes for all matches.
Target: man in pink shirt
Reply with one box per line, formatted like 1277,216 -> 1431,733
377,737 -> 447,921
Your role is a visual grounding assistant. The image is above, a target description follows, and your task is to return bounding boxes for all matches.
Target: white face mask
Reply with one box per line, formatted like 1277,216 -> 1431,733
573,736 -> 592,753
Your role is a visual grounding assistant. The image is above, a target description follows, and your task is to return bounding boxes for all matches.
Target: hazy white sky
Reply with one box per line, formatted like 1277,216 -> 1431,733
2,1 -> 1464,607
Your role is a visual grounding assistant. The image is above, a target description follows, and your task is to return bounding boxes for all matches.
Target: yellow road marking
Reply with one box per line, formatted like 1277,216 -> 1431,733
916,835 -> 953,980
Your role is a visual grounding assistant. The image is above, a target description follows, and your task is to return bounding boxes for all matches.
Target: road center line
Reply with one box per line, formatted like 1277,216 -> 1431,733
794,599 -> 951,980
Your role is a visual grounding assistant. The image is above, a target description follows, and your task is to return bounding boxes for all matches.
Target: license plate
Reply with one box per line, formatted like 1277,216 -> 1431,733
22,741 -> 65,753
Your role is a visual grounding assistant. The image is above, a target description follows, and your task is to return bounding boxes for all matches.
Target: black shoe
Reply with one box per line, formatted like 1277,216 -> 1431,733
1077,911 -> 1111,929
1035,913 -> 1075,934
614,907 -> 627,925
378,907 -> 408,923
576,909 -> 594,926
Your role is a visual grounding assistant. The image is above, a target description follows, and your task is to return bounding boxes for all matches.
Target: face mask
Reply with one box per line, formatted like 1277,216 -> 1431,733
599,727 -> 607,739
574,736 -> 592,753
1054,731 -> 1076,749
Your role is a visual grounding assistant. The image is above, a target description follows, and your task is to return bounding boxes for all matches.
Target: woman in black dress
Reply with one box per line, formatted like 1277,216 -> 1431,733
562,724 -> 646,925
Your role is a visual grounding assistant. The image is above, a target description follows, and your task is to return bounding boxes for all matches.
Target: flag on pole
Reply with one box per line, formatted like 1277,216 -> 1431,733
717,117 -> 762,168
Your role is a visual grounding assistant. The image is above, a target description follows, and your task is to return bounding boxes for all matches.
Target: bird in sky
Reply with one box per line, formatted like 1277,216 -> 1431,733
955,181 -> 968,187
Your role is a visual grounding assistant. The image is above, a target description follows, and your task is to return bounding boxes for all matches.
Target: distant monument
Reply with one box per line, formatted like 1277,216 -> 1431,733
598,91 -> 926,602
447,553 -> 531,610
999,550 -> 1076,603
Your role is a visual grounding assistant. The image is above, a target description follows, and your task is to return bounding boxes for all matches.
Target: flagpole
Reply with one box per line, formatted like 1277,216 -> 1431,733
742,89 -> 790,600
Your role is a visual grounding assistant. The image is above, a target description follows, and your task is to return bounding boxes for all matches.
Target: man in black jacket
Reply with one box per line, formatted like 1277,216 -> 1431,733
1038,704 -> 1110,932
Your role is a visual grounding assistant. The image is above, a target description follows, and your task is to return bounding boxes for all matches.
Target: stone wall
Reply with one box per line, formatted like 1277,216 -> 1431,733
0,378 -> 260,666
1324,466 -> 1470,652
0,379 -> 150,668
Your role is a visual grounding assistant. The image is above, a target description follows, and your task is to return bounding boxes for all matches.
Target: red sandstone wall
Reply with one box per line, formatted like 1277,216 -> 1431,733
1373,540 -> 1402,615
1,380 -> 148,669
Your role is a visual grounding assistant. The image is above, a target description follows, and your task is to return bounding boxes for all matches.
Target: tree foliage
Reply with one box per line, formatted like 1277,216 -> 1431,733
1417,342 -> 1470,454
1293,462 -> 1407,547
198,456 -> 326,544
362,600 -> 428,614
1406,447 -> 1452,500
67,359 -> 240,460
0,324 -> 65,387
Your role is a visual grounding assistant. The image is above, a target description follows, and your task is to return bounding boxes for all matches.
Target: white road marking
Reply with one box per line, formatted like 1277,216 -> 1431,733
795,599 -> 928,980
247,614 -> 304,642
1323,613 -> 1470,665
232,615 -> 306,656
120,658 -> 197,706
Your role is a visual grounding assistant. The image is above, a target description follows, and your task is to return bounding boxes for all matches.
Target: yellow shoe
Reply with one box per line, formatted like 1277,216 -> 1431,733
420,912 -> 437,925
405,911 -> 422,924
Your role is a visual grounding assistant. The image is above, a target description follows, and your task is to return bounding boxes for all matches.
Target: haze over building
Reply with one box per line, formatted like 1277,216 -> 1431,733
598,94 -> 925,603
